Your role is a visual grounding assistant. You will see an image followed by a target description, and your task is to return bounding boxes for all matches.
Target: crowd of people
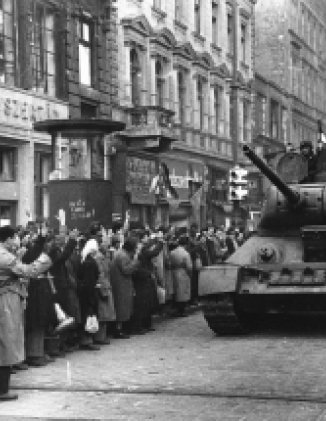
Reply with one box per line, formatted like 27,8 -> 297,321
0,219 -> 248,401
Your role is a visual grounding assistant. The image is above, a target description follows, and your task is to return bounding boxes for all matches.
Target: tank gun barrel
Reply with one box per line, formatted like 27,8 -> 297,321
243,145 -> 300,205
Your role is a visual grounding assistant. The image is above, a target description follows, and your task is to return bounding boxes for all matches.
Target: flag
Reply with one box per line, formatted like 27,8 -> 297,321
160,162 -> 179,199
149,162 -> 179,199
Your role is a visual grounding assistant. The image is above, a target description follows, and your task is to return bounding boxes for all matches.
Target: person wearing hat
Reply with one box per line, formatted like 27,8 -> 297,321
0,225 -> 52,401
300,140 -> 317,182
110,236 -> 139,338
169,234 -> 193,317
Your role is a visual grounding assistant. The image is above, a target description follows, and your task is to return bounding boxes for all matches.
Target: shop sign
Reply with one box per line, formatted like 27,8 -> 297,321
126,138 -> 160,150
0,86 -> 68,130
68,199 -> 95,221
112,213 -> 122,223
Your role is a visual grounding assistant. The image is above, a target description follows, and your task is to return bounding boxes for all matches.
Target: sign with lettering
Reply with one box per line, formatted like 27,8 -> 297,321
48,180 -> 112,231
0,86 -> 68,130
126,156 -> 157,204
163,158 -> 204,200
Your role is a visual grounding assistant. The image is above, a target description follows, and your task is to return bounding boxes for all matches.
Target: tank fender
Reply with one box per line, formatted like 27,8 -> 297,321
198,264 -> 239,296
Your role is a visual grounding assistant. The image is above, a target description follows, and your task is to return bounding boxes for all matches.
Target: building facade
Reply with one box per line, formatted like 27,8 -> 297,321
0,0 -> 119,227
115,0 -> 256,228
255,0 -> 326,151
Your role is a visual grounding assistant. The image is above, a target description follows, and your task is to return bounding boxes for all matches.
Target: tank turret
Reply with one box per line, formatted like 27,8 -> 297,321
242,145 -> 301,206
242,145 -> 326,230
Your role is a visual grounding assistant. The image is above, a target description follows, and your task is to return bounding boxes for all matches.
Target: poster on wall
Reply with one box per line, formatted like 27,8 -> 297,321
126,156 -> 157,205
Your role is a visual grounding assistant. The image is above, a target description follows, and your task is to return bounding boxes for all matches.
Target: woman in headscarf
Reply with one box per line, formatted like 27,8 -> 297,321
78,239 -> 100,350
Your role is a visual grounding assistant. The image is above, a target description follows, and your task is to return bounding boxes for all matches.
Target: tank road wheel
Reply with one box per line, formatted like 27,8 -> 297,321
202,293 -> 245,335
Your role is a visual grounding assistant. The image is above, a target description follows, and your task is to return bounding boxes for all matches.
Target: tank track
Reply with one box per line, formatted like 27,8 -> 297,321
203,294 -> 245,335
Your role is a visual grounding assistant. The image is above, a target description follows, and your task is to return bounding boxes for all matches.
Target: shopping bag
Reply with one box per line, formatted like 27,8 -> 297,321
157,286 -> 166,305
85,315 -> 99,334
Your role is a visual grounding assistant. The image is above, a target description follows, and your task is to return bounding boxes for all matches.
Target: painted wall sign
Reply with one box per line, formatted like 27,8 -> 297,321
0,86 -> 68,130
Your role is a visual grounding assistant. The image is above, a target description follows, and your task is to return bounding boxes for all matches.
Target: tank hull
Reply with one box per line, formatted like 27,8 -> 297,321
198,234 -> 326,334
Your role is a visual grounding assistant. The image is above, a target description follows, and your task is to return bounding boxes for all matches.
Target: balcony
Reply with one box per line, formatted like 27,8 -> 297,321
120,106 -> 177,152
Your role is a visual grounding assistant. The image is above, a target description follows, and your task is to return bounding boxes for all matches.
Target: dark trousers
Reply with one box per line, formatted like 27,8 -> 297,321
176,302 -> 186,315
0,367 -> 10,394
190,270 -> 199,302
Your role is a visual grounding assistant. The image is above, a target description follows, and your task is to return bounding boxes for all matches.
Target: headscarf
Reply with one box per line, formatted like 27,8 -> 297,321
81,239 -> 99,263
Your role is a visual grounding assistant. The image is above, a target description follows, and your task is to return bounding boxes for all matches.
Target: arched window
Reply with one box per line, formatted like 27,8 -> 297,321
156,60 -> 164,107
130,49 -> 141,106
178,71 -> 186,125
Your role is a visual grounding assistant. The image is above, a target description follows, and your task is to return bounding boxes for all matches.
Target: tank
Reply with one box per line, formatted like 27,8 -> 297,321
198,144 -> 326,334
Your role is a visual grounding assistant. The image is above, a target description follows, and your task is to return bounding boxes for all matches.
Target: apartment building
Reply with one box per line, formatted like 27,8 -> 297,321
115,0 -> 256,227
0,0 -> 118,226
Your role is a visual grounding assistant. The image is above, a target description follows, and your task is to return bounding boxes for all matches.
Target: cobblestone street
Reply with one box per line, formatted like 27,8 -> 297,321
1,312 -> 326,419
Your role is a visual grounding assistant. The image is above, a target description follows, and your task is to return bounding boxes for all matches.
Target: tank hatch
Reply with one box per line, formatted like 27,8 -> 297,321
276,153 -> 308,183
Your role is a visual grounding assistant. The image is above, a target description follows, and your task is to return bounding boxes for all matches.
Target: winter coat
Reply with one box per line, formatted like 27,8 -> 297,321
169,245 -> 192,303
22,236 -> 55,330
110,248 -> 138,322
132,240 -> 163,322
0,244 -> 51,366
94,251 -> 116,322
48,238 -> 77,315
78,255 -> 99,324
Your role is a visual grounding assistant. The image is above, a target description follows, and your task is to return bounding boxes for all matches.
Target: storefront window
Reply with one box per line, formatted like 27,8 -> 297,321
0,146 -> 15,181
0,0 -> 14,85
59,138 -> 89,179
0,201 -> 14,226
52,137 -> 106,180
34,152 -> 51,220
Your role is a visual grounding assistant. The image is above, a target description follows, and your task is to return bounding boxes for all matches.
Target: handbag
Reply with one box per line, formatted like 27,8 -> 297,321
194,256 -> 202,270
157,285 -> 166,305
85,315 -> 99,334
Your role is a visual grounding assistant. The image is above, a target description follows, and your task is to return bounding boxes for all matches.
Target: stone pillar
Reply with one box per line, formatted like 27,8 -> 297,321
140,47 -> 148,106
209,84 -> 215,135
18,140 -> 34,226
150,56 -> 157,106
192,75 -> 198,130
172,67 -> 179,122
225,88 -> 231,139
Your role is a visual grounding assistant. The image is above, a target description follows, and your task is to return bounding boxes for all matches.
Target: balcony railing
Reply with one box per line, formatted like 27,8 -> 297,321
129,106 -> 174,129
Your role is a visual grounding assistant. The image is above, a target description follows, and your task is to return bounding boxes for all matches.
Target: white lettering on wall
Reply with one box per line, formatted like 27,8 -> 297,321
0,86 -> 68,130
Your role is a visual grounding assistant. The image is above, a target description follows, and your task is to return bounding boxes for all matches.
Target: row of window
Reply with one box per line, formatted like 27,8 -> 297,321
129,47 -> 250,139
0,0 -> 95,97
154,0 -> 249,62
291,45 -> 326,111
255,94 -> 288,143
290,0 -> 326,55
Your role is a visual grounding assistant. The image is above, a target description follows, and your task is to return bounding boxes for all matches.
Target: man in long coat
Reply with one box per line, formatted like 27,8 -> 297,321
0,226 -> 52,400
110,237 -> 138,338
169,235 -> 193,317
